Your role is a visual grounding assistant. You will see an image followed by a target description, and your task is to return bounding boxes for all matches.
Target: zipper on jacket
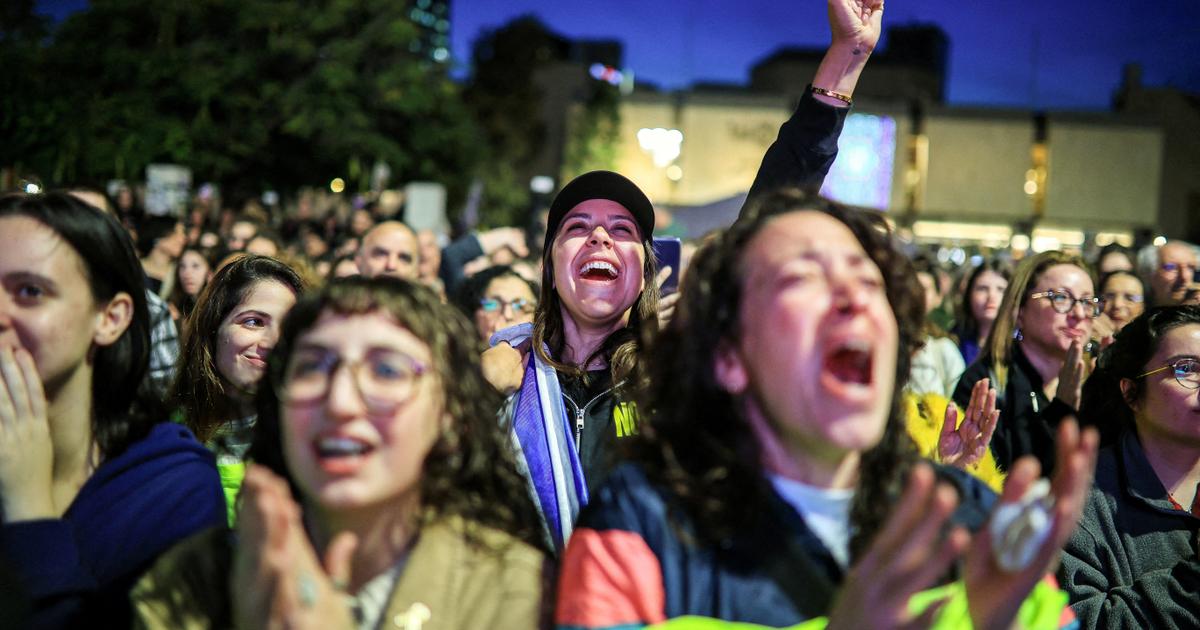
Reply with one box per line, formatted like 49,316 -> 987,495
1030,390 -> 1039,413
562,379 -> 625,451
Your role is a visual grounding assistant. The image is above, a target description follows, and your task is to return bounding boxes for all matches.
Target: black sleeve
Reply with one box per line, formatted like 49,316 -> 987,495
438,233 -> 485,295
739,88 -> 849,218
952,360 -> 990,411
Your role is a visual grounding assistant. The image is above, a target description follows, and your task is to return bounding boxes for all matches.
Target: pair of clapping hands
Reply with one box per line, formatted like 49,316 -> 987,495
831,377 -> 1097,629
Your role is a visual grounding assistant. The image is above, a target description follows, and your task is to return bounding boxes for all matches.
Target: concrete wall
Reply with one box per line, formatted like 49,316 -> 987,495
608,93 -> 1164,234
922,114 -> 1032,219
1044,121 -> 1163,229
614,94 -> 789,206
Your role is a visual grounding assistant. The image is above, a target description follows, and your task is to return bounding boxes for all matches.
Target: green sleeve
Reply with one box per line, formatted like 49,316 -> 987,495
216,461 -> 246,527
647,579 -> 1070,630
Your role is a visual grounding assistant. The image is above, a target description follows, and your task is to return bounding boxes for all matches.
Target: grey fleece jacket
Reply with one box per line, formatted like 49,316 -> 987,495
1059,429 -> 1200,628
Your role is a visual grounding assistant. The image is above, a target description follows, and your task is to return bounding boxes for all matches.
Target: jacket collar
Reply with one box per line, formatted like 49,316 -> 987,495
1119,429 -> 1194,517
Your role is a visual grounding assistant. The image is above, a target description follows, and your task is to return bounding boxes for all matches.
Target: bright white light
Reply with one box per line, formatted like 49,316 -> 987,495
819,114 -> 896,209
529,176 -> 554,194
1032,236 -> 1061,252
666,165 -> 683,181
1024,180 -> 1038,195
432,47 -> 449,62
637,128 -> 683,167
1154,236 -> 1167,247
23,183 -> 40,194
330,178 -> 346,194
1011,234 -> 1031,251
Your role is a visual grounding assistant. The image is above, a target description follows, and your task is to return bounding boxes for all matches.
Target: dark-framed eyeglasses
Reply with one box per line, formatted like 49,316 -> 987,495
1028,289 -> 1104,318
479,297 -> 535,315
282,349 -> 429,412
1137,357 -> 1200,390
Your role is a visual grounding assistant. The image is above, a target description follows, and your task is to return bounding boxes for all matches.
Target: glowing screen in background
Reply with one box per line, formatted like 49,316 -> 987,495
820,113 -> 896,210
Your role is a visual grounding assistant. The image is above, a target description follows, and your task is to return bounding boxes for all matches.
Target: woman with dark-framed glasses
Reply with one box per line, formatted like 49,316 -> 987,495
1061,305 -> 1200,628
954,250 -> 1101,475
453,265 -> 539,345
133,277 -> 549,629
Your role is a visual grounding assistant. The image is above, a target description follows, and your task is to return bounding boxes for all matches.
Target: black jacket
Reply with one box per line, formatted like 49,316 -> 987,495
1058,430 -> 1200,629
953,345 -> 1074,475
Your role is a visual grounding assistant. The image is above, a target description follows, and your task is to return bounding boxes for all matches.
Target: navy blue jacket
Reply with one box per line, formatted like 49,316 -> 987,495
0,422 -> 225,628
567,462 -> 995,626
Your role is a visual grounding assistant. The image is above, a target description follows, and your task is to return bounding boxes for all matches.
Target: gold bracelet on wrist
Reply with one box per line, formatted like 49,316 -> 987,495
810,85 -> 853,105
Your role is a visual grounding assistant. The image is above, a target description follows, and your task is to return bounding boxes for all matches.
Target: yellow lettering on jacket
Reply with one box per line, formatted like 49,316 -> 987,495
613,402 -> 640,438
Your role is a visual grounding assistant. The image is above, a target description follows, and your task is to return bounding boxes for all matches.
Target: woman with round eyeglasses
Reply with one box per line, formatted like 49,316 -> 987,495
1097,270 -> 1146,335
133,277 -> 548,629
453,265 -> 539,344
954,250 -> 1100,475
1061,305 -> 1200,625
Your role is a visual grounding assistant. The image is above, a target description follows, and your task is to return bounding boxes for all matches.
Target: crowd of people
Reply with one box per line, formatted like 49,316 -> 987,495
1,1 -> 1198,628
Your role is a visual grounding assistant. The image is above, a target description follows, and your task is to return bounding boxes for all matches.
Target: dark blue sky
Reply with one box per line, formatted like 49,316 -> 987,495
36,0 -> 1200,110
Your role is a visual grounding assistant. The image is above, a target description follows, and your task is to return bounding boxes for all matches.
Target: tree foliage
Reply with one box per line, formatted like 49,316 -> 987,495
462,16 -> 558,228
2,0 -> 479,206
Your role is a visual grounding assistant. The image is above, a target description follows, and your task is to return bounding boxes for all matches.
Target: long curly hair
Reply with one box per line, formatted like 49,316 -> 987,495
633,188 -> 925,560
172,255 -> 307,443
249,276 -> 546,550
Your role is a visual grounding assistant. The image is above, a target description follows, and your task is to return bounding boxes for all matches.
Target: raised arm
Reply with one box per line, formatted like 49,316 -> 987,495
741,0 -> 884,215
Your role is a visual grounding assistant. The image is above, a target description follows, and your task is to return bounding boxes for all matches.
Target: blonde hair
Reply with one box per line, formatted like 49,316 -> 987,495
984,250 -> 1091,390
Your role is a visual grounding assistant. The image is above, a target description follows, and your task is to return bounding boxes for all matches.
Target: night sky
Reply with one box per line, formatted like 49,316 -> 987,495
34,0 -> 1200,110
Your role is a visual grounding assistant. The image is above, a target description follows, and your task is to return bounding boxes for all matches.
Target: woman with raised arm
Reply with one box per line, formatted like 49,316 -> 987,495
0,192 -> 223,627
555,188 -> 1097,629
133,277 -> 549,629
485,0 -> 877,552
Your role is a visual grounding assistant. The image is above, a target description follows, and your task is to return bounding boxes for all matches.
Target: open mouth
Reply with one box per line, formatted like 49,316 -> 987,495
314,436 -> 374,459
578,259 -> 619,281
823,340 -> 874,386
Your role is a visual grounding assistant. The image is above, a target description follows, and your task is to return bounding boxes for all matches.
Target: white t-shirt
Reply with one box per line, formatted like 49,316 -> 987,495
769,474 -> 855,569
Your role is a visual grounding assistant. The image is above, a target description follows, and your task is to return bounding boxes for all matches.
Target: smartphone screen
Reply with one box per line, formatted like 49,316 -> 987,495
652,236 -> 682,295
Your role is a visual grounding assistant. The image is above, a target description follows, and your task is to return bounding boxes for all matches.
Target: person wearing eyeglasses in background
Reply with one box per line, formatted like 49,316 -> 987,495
1145,240 -> 1200,307
1062,305 -> 1200,628
954,251 -> 1100,476
453,265 -> 540,346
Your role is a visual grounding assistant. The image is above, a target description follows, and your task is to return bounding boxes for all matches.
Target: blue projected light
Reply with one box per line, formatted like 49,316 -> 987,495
820,114 -> 896,210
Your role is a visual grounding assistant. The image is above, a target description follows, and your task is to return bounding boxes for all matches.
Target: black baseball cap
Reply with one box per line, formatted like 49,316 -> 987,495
544,171 -> 655,251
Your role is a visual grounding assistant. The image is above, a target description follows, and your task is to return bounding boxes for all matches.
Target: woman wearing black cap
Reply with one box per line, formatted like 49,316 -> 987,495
485,0 -> 881,551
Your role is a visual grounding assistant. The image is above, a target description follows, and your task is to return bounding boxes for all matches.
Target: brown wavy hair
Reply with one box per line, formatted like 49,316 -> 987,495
250,276 -> 546,550
532,222 -> 659,388
633,188 -> 925,559
172,255 -> 308,443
